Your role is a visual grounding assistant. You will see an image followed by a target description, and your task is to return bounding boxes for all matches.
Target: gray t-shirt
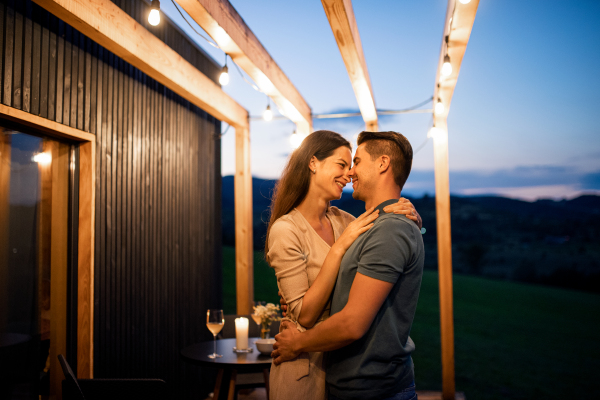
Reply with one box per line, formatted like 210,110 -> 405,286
325,199 -> 425,400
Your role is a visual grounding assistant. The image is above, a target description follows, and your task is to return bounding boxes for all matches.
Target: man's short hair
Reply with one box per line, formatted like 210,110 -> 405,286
357,131 -> 413,189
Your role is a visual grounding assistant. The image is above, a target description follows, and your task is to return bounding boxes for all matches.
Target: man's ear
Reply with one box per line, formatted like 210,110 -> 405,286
378,155 -> 391,174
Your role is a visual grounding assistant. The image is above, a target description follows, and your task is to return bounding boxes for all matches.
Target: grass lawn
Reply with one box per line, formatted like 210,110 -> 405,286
222,246 -> 600,399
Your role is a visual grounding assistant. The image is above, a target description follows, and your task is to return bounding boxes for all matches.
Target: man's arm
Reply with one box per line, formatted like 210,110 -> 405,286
272,272 -> 393,365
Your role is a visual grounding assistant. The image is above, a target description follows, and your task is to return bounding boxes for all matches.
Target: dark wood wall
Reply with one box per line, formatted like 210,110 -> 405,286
1,0 -> 223,396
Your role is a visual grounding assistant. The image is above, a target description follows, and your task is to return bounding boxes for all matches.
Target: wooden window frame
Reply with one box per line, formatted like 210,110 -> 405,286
0,104 -> 95,379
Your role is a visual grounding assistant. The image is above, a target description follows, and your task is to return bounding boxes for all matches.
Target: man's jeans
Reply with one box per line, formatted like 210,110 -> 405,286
329,384 -> 417,400
380,384 -> 417,400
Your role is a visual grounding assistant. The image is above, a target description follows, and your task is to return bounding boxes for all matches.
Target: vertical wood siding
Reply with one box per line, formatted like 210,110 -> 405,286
1,0 -> 223,396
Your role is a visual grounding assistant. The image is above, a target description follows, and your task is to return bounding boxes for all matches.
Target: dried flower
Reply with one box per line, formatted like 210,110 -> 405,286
252,302 -> 281,325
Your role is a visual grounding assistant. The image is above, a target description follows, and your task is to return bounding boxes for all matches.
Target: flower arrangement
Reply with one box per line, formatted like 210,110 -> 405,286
252,303 -> 281,325
252,303 -> 281,339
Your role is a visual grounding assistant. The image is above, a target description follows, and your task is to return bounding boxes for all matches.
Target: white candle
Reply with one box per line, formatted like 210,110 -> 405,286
235,317 -> 249,349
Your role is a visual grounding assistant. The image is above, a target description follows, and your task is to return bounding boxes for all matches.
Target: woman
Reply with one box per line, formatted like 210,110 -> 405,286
266,130 -> 421,400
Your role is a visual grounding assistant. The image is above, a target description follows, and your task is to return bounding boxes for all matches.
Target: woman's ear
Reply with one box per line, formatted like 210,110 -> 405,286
309,156 -> 318,173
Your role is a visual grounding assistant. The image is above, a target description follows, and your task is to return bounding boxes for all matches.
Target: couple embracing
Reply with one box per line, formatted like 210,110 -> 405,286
265,130 -> 425,400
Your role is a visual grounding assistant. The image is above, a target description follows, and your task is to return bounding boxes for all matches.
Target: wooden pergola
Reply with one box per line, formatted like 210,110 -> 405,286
29,1 -> 480,398
321,1 -> 480,399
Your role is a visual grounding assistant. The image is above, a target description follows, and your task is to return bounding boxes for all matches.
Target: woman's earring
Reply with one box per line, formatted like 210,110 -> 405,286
312,169 -> 316,174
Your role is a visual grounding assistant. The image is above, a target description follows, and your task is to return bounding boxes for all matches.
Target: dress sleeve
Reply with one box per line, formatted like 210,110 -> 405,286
267,219 -> 309,321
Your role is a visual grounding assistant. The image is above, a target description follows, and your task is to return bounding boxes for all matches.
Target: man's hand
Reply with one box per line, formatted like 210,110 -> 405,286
278,290 -> 288,317
271,321 -> 300,365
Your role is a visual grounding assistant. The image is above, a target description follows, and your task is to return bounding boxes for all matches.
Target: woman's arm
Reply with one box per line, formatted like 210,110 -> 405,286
296,208 -> 379,328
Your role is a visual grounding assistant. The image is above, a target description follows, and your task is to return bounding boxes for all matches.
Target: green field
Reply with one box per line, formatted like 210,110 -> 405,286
222,246 -> 600,399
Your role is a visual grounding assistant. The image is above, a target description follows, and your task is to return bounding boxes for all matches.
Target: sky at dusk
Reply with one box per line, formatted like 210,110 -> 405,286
159,0 -> 600,201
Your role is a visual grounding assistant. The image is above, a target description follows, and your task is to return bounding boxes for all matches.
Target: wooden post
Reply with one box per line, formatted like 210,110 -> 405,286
77,140 -> 95,378
49,141 -> 69,399
432,120 -> 455,399
234,124 -> 253,314
0,130 -> 10,334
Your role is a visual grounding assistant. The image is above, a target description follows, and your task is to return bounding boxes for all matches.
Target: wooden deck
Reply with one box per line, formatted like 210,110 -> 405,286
214,388 -> 466,399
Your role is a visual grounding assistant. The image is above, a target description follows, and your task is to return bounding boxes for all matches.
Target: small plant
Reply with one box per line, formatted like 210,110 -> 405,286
252,303 -> 281,325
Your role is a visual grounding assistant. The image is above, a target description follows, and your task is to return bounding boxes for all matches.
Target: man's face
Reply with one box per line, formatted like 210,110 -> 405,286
348,144 -> 376,202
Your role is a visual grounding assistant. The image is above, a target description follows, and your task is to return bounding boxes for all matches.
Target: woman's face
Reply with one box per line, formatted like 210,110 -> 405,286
310,146 -> 352,201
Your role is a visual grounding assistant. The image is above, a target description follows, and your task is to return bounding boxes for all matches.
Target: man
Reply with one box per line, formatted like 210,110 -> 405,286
272,131 -> 425,400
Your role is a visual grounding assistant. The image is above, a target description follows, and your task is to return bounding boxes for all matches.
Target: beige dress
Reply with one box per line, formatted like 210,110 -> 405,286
267,206 -> 355,400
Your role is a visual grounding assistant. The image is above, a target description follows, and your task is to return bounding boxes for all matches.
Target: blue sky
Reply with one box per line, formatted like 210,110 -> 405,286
159,0 -> 600,200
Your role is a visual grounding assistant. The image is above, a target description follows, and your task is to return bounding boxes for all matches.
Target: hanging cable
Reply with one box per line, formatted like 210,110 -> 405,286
169,0 -> 219,48
231,61 -> 261,92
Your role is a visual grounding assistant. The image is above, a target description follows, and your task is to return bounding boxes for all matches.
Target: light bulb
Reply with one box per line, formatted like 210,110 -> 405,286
33,152 -> 52,165
427,127 -> 447,142
442,54 -> 452,77
219,66 -> 229,86
263,105 -> 273,121
148,0 -> 161,26
435,99 -> 445,115
290,132 -> 303,149
459,0 -> 471,4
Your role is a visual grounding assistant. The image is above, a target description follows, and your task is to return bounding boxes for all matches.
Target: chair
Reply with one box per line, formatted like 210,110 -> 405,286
58,355 -> 169,400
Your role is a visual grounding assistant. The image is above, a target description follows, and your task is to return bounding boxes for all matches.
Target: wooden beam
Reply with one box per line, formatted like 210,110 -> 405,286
321,0 -> 378,131
33,0 -> 248,128
433,0 -> 480,119
174,0 -> 312,134
431,1 -> 480,399
0,104 -> 95,142
234,125 -> 253,314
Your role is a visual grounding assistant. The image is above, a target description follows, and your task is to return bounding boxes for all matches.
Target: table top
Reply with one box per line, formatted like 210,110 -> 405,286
180,338 -> 273,369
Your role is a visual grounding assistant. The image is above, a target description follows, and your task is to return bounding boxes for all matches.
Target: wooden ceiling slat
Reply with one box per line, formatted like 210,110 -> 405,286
175,0 -> 313,134
321,0 -> 378,131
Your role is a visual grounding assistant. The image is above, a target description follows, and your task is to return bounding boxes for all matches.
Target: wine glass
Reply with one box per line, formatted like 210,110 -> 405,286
206,309 -> 224,358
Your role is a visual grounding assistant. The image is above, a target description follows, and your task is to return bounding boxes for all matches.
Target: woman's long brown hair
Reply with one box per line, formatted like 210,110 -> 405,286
264,130 -> 351,257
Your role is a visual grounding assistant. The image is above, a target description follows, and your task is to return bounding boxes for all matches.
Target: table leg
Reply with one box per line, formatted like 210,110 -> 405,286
263,368 -> 270,400
213,369 -> 224,400
227,370 -> 237,400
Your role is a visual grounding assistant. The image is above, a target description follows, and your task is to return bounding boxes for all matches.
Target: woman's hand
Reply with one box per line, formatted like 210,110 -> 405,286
334,207 -> 379,252
383,198 -> 422,230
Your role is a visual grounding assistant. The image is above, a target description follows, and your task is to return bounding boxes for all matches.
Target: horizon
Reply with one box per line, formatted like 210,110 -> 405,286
220,174 -> 600,203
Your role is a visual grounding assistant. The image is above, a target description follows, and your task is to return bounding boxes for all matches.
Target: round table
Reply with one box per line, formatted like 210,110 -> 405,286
181,338 -> 273,400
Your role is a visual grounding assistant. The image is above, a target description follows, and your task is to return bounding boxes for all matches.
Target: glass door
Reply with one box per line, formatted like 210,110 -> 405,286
0,126 -> 71,400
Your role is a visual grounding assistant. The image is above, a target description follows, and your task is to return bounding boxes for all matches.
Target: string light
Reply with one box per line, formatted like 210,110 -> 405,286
442,54 -> 452,77
148,0 -> 160,26
427,126 -> 447,142
219,55 -> 230,86
434,98 -> 445,115
290,130 -> 306,150
263,104 -> 273,121
32,153 -> 51,166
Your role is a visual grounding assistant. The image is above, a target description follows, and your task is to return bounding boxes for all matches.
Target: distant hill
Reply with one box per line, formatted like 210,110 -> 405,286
222,176 -> 600,293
